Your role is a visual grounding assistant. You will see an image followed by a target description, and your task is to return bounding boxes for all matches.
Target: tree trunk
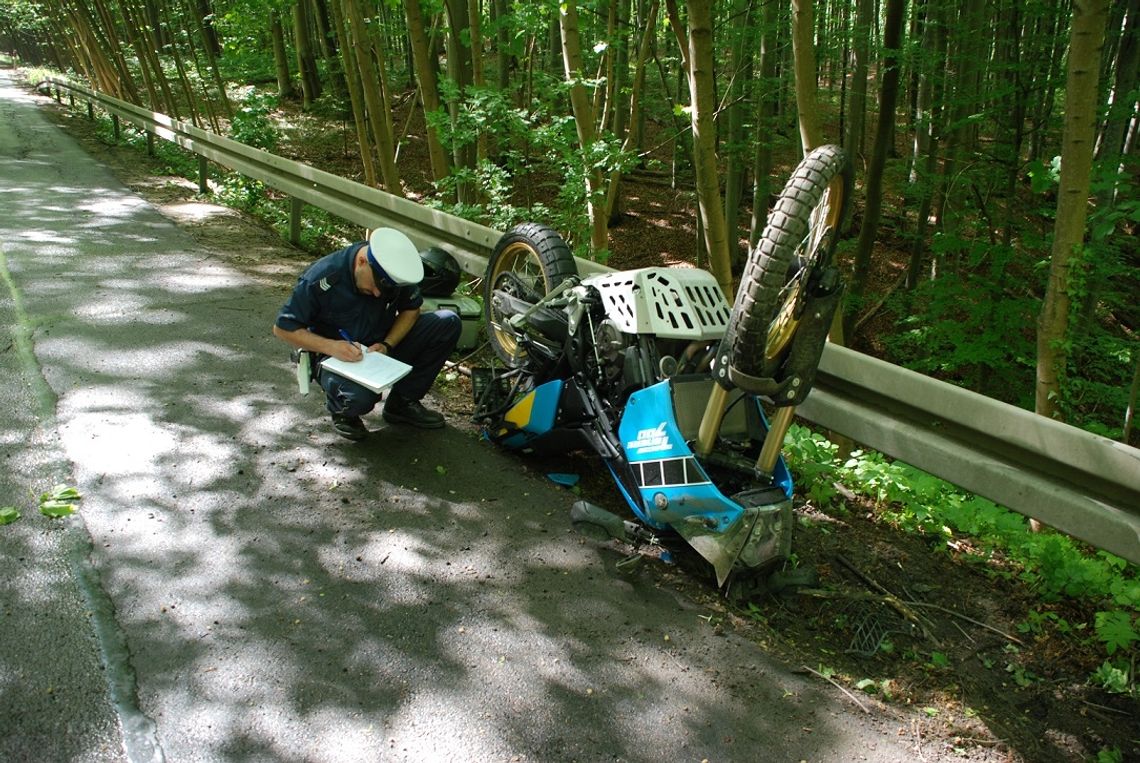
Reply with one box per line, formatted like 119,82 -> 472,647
404,0 -> 452,186
847,0 -> 906,331
294,0 -> 322,108
196,0 -> 222,58
328,0 -> 377,185
933,0 -> 986,247
271,11 -> 297,100
723,0 -> 753,271
1036,0 -> 1110,421
493,0 -> 512,90
905,1 -> 947,289
311,0 -> 346,97
749,0 -> 780,249
845,0 -> 872,161
116,0 -> 173,114
602,0 -> 658,225
444,0 -> 478,203
685,0 -> 733,295
790,0 -> 822,154
341,0 -> 402,193
184,0 -> 232,118
559,1 -> 609,253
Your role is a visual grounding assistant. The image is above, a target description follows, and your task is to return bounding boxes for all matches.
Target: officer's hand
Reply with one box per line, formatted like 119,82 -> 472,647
330,340 -> 364,362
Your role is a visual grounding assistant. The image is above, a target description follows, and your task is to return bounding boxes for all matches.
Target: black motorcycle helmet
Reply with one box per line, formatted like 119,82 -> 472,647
419,246 -> 462,296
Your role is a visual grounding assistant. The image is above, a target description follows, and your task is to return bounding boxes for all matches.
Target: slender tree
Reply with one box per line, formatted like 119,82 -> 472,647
270,11 -> 297,100
1036,0 -> 1110,421
559,1 -> 609,253
681,0 -> 733,294
340,0 -> 402,193
790,0 -> 822,154
404,0 -> 451,186
847,0 -> 906,330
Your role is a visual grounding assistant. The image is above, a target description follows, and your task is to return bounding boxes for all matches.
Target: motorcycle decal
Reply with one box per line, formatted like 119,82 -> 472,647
619,382 -> 689,460
631,456 -> 710,487
626,423 -> 671,454
499,379 -> 564,448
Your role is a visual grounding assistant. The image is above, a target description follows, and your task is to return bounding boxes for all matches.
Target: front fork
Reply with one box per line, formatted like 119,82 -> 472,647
694,278 -> 842,480
694,386 -> 796,484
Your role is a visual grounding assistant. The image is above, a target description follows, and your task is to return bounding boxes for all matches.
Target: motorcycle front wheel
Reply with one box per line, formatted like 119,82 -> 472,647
724,144 -> 852,380
484,222 -> 579,367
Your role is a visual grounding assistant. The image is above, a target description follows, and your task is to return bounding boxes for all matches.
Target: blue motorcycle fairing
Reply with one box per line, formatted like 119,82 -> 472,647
617,380 -> 793,530
496,378 -> 565,450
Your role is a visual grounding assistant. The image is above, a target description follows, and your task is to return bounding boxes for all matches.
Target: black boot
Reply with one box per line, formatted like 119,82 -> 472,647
382,394 -> 445,429
331,413 -> 368,440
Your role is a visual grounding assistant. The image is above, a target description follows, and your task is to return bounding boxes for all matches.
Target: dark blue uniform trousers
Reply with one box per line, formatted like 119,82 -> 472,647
319,310 -> 462,417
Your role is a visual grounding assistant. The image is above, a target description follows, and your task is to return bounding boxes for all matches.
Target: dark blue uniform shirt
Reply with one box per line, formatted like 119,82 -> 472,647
274,242 -> 423,345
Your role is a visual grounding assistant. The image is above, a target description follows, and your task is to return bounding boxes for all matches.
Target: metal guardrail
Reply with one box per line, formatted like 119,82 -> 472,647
40,77 -> 1140,565
799,346 -> 1140,564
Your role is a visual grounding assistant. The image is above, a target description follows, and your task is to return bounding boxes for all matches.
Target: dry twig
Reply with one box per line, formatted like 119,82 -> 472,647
798,664 -> 871,714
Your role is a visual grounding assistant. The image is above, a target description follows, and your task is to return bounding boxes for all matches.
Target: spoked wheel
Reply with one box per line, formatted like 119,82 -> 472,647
724,145 -> 852,380
484,223 -> 578,367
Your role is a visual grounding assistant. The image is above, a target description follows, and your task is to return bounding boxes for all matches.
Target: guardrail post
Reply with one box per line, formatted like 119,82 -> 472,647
53,87 -> 61,103
112,115 -> 120,142
197,156 -> 210,194
87,101 -> 94,120
146,131 -> 155,156
289,197 -> 304,246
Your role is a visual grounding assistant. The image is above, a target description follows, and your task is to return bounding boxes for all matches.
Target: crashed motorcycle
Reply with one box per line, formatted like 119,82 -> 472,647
473,145 -> 852,593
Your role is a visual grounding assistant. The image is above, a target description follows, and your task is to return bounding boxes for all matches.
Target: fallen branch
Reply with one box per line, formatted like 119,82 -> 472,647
1081,699 -> 1134,717
799,664 -> 871,714
834,554 -> 940,645
906,601 -> 1025,647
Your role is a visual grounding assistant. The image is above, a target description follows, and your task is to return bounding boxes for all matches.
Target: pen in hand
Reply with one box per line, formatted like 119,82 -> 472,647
337,329 -> 366,358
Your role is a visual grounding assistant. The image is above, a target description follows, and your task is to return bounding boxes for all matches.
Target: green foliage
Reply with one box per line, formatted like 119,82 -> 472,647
883,237 -> 1038,407
787,425 -> 1139,680
0,506 -> 20,525
1097,747 -> 1124,763
424,81 -> 635,256
884,153 -> 1137,442
38,484 -> 81,518
1091,661 -> 1132,695
1095,610 -> 1138,656
227,91 -> 280,152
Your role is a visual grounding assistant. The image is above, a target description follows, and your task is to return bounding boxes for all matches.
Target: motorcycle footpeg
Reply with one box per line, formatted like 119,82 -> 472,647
571,500 -> 641,543
615,554 -> 643,572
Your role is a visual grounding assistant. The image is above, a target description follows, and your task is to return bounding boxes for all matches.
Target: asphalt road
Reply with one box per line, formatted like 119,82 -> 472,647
0,69 -> 918,762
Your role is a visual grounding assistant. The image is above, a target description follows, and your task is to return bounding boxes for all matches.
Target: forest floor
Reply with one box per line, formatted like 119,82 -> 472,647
34,82 -> 1139,763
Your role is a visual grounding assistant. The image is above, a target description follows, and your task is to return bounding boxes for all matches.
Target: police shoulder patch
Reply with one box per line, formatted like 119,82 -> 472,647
318,277 -> 332,291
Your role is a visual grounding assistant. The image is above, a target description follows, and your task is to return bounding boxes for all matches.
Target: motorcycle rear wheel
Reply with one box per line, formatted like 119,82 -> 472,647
724,144 -> 852,380
484,223 -> 579,367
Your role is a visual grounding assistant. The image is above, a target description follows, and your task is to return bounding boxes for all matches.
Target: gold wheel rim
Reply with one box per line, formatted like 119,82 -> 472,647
764,174 -> 845,361
488,242 -> 548,361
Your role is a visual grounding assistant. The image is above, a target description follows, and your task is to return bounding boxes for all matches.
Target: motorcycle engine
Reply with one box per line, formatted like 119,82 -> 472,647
589,317 -> 648,406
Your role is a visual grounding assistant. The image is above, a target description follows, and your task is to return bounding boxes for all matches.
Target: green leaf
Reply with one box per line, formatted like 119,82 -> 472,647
435,465 -> 447,476
41,484 -> 81,503
928,651 -> 950,669
40,500 -> 76,518
1095,611 -> 1138,655
0,507 -> 21,525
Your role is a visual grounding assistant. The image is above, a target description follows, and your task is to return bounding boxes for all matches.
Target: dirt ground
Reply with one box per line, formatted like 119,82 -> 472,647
32,84 -> 1139,763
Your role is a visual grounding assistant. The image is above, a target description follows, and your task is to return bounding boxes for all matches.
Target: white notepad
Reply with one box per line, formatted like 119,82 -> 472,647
320,351 -> 412,393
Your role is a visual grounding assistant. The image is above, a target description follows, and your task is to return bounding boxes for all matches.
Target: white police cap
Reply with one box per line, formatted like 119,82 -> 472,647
367,228 -> 424,286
